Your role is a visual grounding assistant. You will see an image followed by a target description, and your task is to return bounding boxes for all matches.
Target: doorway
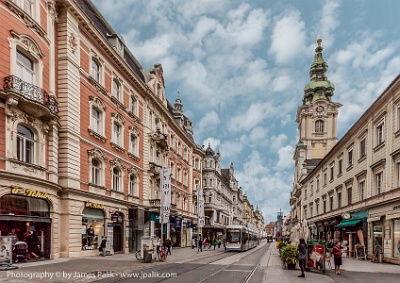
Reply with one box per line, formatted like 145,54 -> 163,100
113,224 -> 123,252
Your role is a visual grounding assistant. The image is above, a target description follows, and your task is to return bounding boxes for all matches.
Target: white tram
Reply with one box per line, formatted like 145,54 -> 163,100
225,225 -> 259,251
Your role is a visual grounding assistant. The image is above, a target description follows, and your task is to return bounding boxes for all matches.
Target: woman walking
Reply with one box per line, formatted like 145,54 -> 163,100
332,241 -> 343,275
297,238 -> 307,278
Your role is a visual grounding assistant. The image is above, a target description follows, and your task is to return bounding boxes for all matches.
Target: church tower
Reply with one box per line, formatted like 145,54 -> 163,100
294,39 -> 342,183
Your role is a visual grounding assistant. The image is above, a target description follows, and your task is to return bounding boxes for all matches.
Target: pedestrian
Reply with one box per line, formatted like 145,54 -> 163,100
213,238 -> 217,250
297,238 -> 307,278
164,238 -> 172,255
217,239 -> 221,249
332,241 -> 342,275
202,238 -> 207,249
99,236 -> 107,256
197,237 -> 203,254
192,237 -> 196,249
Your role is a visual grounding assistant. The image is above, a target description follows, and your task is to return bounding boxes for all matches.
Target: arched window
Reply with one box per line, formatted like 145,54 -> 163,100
315,120 -> 324,133
16,50 -> 34,84
17,124 -> 35,163
129,174 -> 138,196
112,167 -> 121,191
91,158 -> 102,185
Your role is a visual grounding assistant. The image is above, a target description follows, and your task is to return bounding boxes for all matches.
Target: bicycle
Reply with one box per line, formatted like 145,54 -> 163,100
135,250 -> 143,261
157,246 -> 168,261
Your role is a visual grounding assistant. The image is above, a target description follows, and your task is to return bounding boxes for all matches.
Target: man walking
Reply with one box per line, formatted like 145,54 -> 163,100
197,237 -> 203,254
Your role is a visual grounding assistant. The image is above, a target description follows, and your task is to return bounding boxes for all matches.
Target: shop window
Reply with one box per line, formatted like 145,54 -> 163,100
394,219 -> 400,259
17,124 -> 35,164
82,207 -> 105,250
0,194 -> 49,218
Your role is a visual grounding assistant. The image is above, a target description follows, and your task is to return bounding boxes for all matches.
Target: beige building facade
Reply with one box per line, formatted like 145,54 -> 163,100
291,39 -> 400,265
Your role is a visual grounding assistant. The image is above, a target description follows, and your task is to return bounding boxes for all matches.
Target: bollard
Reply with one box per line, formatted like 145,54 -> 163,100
378,252 -> 383,263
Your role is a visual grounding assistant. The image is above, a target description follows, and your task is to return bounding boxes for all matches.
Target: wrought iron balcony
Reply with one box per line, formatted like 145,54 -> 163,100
149,199 -> 161,209
3,75 -> 58,117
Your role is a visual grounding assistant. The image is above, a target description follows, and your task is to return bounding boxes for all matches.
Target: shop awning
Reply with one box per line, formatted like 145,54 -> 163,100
336,219 -> 362,227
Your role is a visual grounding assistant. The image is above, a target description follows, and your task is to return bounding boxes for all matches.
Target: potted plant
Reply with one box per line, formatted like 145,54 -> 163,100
280,245 -> 299,270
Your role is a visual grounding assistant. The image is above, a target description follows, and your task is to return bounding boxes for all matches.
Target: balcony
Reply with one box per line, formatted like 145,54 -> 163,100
2,75 -> 58,118
149,199 -> 160,210
149,128 -> 168,150
148,162 -> 162,178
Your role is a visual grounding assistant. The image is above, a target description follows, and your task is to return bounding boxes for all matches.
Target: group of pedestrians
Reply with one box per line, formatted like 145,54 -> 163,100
192,237 -> 222,254
297,238 -> 343,278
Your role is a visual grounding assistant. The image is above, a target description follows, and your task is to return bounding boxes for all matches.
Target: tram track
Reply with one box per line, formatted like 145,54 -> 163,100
95,242 -> 269,283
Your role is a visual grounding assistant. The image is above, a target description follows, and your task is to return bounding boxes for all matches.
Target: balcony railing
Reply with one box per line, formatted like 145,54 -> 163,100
150,128 -> 168,150
3,75 -> 58,116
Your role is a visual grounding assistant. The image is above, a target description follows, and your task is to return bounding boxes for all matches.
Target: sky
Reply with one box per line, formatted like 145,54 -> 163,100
91,0 -> 400,224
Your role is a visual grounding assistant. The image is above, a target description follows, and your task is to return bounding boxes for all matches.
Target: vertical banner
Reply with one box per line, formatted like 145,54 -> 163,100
161,167 -> 171,223
198,188 -> 205,228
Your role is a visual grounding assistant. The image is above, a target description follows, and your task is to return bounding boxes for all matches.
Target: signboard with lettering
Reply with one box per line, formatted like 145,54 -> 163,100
198,188 -> 205,228
11,185 -> 51,199
85,202 -> 106,210
160,168 -> 171,224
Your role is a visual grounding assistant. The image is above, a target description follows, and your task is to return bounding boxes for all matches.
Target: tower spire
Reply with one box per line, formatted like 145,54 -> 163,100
302,38 -> 335,105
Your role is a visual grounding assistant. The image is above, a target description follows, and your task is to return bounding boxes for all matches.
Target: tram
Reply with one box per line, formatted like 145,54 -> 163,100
225,225 -> 259,251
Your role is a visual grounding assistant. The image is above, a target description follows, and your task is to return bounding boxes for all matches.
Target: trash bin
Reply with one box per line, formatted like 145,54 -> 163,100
378,252 -> 383,263
144,250 -> 153,263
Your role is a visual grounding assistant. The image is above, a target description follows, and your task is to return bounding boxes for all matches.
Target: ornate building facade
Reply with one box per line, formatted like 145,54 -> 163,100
291,39 -> 400,265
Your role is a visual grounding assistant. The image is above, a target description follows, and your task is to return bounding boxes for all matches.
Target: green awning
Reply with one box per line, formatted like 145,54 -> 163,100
336,219 -> 362,227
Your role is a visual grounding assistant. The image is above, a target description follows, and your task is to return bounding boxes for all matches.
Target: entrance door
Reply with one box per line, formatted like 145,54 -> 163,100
113,224 -> 123,252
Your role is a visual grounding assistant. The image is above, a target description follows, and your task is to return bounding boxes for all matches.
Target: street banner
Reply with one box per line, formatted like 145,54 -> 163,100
160,167 -> 171,223
198,188 -> 205,227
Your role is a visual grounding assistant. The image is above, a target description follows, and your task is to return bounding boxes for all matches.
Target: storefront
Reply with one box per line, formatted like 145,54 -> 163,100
81,202 -> 105,251
0,188 -> 52,261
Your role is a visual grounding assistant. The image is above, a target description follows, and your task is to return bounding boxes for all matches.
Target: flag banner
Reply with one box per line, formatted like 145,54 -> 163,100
198,188 -> 205,227
161,168 -> 171,223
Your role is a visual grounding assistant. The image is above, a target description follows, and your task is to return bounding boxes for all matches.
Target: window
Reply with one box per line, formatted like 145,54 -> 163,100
376,122 -> 384,145
323,199 -> 326,213
360,138 -> 366,158
112,167 -> 121,191
129,174 -> 138,196
397,106 -> 400,132
324,173 -> 327,186
316,179 -> 320,192
14,0 -> 34,17
347,188 -> 352,205
16,50 -> 34,84
348,149 -> 353,167
304,206 -> 307,218
91,59 -> 101,83
304,189 -> 308,200
91,159 -> 102,185
113,122 -> 121,145
129,134 -> 138,156
177,167 -> 182,182
310,185 -> 313,196
91,108 -> 102,133
310,204 -> 313,217
195,179 -> 200,190
208,193 -> 212,203
329,195 -> 333,211
130,95 -> 138,115
376,172 -> 383,194
397,161 -> 400,188
315,120 -> 324,133
112,78 -> 121,100
338,192 -> 342,208
359,180 -> 365,201
194,158 -> 200,170
316,201 -> 319,215
330,165 -> 334,181
184,171 -> 188,185
338,159 -> 343,174
170,135 -> 175,149
17,124 -> 35,164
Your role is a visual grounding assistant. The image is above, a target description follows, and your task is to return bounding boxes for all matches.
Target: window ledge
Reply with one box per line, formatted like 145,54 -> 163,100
373,142 -> 385,152
128,152 -> 140,161
88,129 -> 107,142
9,159 -> 46,173
111,96 -> 126,110
358,155 -> 367,163
111,142 -> 125,153
128,111 -> 141,123
3,0 -> 46,37
88,76 -> 108,95
346,165 -> 353,172
395,129 -> 400,138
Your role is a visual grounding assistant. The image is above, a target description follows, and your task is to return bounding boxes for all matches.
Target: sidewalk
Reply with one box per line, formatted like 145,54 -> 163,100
0,245 -> 225,282
261,242 -> 400,283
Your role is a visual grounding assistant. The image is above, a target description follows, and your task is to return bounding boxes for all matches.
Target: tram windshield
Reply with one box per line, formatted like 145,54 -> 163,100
227,229 -> 241,242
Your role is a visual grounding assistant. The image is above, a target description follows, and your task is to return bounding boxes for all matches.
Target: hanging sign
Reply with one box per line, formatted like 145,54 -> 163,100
160,168 -> 171,223
198,188 -> 205,228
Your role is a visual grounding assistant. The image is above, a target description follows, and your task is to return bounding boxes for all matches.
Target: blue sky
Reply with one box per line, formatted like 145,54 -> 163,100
92,0 -> 400,224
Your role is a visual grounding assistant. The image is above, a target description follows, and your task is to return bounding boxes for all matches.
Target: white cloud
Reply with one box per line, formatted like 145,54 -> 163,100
276,145 -> 295,170
270,134 -> 288,151
269,10 -> 307,64
196,111 -> 220,137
